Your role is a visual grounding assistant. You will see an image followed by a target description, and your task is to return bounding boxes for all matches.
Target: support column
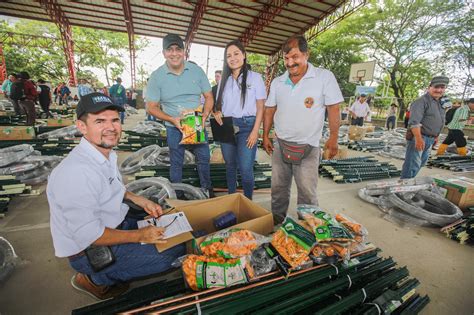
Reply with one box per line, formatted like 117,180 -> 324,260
0,44 -> 6,84
122,0 -> 136,89
265,51 -> 281,93
40,0 -> 77,86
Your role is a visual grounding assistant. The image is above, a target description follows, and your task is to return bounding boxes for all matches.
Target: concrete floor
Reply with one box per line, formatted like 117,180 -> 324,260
0,110 -> 473,314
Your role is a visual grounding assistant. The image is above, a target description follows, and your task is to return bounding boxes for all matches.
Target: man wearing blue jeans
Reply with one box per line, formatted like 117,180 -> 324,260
400,76 -> 449,179
47,93 -> 185,301
145,34 -> 214,195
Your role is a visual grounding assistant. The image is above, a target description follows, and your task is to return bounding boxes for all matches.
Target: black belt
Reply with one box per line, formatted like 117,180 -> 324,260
421,133 -> 436,138
68,250 -> 85,260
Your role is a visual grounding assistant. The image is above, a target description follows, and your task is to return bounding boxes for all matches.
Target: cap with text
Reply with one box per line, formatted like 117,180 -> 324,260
76,92 -> 124,119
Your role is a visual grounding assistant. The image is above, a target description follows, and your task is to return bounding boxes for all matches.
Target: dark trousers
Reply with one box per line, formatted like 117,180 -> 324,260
443,129 -> 467,147
39,100 -> 52,117
9,97 -> 23,115
18,99 -> 36,125
351,117 -> 364,126
386,116 -> 396,130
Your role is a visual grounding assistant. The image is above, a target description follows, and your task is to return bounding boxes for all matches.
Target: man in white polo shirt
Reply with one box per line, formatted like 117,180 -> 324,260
47,93 -> 185,301
349,94 -> 370,126
263,35 -> 344,225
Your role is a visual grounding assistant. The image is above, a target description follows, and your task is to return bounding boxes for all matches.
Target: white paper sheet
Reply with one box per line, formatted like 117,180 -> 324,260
137,212 -> 193,239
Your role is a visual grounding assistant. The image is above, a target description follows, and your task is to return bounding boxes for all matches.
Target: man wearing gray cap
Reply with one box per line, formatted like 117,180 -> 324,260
401,76 -> 449,179
145,33 -> 214,197
47,93 -> 185,300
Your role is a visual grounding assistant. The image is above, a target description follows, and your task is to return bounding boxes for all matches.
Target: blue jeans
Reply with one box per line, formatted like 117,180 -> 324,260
166,126 -> 212,189
220,116 -> 257,199
69,217 -> 186,286
112,96 -> 125,124
400,135 -> 435,179
386,116 -> 396,129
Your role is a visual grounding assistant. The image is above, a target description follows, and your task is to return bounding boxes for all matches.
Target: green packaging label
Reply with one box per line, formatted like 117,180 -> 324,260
181,111 -> 205,143
280,217 -> 316,251
195,259 -> 248,290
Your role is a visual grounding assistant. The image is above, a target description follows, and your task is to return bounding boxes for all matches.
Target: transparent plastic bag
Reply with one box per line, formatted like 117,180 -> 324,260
180,254 -> 253,291
296,205 -> 354,243
200,228 -> 269,259
269,216 -> 316,269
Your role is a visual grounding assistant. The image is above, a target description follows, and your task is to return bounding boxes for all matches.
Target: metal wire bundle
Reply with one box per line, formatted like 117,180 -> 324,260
0,144 -> 63,185
358,177 -> 463,227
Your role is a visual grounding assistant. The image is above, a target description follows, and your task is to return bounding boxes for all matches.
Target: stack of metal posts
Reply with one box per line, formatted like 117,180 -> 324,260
71,249 -> 429,315
440,207 -> 474,245
427,154 -> 474,172
133,163 -> 272,189
347,140 -> 387,152
320,156 -> 400,183
117,131 -> 168,151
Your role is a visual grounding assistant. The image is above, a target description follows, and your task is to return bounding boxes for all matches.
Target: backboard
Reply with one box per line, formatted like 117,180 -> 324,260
349,61 -> 376,83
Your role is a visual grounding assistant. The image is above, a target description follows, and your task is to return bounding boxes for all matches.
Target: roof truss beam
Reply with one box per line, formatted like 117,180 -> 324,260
239,0 -> 293,46
122,0 -> 136,89
184,0 -> 208,59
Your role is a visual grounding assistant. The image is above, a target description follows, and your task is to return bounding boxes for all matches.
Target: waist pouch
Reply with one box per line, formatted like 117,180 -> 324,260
85,245 -> 116,272
278,138 -> 313,165
406,129 -> 414,140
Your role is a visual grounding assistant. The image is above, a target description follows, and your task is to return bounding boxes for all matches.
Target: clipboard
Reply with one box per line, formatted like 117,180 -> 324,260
210,117 -> 236,144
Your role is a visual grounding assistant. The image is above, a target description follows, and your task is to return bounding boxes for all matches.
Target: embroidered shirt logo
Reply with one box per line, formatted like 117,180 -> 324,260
304,97 -> 314,108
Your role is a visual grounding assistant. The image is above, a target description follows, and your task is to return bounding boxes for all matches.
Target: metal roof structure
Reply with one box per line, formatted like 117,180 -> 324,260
0,0 -> 365,86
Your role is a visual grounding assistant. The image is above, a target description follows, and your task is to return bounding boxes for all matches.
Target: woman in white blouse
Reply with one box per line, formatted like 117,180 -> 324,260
213,40 -> 266,199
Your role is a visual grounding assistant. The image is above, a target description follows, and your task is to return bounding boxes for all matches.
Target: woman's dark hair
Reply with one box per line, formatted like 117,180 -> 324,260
215,40 -> 249,112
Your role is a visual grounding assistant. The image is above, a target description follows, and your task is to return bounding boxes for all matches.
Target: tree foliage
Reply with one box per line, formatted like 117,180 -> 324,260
1,19 -> 149,86
347,0 -> 464,118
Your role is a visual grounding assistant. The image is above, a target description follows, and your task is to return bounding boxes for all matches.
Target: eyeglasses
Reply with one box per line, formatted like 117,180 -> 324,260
432,85 -> 446,89
147,207 -> 178,228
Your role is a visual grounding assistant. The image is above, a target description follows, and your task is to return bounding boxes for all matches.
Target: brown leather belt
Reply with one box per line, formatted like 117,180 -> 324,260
68,250 -> 85,260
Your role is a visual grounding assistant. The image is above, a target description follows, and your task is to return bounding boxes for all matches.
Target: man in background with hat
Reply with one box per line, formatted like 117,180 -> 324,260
349,94 -> 370,126
400,76 -> 449,179
47,93 -> 185,300
145,33 -> 214,197
109,77 -> 126,124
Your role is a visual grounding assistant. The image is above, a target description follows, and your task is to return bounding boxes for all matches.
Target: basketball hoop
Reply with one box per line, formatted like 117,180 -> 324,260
349,61 -> 375,84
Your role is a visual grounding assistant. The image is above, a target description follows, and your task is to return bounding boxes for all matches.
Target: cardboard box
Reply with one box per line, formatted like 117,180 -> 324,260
348,125 -> 366,140
47,118 -> 75,127
434,175 -> 474,210
0,126 -> 35,140
156,193 -> 273,252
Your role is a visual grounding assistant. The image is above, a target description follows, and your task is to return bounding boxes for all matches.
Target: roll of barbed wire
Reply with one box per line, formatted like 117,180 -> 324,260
120,145 -> 162,175
169,183 -> 208,200
0,161 -> 42,175
37,125 -> 81,139
124,104 -> 138,115
0,237 -> 19,283
125,177 -> 177,202
131,121 -> 166,136
0,144 -> 34,167
146,147 -> 195,166
387,190 -> 463,226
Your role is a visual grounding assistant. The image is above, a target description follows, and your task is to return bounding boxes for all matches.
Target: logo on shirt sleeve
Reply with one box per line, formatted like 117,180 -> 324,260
304,97 -> 314,108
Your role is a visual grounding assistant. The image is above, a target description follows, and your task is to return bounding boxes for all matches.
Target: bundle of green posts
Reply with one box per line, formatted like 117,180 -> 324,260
441,207 -> 474,245
347,140 -> 386,152
117,130 -> 168,151
134,163 -> 272,189
427,154 -> 474,172
72,249 -> 429,314
320,156 -> 400,183
0,138 -> 78,156
0,175 -> 29,217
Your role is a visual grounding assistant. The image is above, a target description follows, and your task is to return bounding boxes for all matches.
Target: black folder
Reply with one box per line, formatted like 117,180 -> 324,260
210,117 -> 236,144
